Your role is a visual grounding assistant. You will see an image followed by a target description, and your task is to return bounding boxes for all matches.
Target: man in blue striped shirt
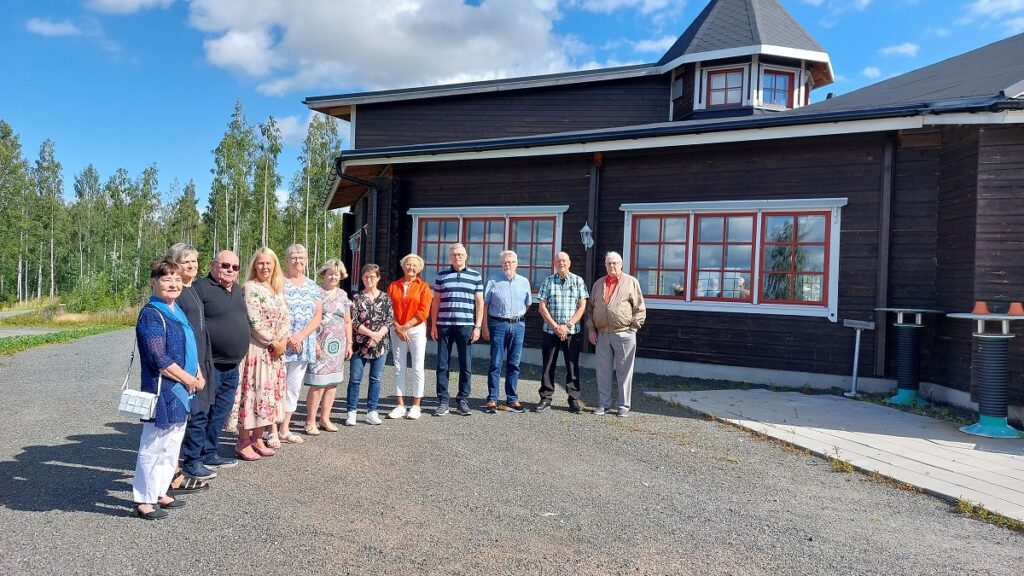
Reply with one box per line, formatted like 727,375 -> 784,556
430,243 -> 484,416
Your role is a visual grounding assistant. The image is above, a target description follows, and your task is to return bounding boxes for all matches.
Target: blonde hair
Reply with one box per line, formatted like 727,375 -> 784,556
247,247 -> 284,294
284,243 -> 307,260
317,258 -> 349,281
400,253 -> 425,271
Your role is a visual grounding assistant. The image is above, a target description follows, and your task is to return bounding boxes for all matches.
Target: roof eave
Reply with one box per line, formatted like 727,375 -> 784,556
658,44 -> 833,85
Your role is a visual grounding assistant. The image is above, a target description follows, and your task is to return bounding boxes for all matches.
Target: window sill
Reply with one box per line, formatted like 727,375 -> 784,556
643,298 -> 837,322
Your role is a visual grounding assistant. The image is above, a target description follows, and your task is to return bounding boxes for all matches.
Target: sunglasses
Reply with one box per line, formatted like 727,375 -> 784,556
217,263 -> 240,271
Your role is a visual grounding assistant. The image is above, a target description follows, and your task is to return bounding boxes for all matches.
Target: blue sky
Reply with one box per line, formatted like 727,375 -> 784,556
1,0 -> 1017,207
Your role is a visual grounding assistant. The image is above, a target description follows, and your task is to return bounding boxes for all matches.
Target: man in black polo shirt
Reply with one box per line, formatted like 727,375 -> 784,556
193,250 -> 250,467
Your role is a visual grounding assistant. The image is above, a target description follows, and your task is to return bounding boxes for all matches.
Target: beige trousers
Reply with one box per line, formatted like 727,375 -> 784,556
595,330 -> 637,413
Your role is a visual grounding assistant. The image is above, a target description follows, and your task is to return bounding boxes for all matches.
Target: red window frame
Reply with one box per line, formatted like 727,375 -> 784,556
509,216 -> 557,288
691,213 -> 756,303
759,211 -> 830,305
462,217 -> 506,282
418,217 -> 460,285
763,70 -> 795,108
706,68 -> 745,108
630,214 -> 689,299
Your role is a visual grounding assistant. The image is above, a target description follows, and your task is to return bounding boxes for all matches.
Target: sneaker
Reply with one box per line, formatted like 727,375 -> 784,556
567,399 -> 581,414
535,398 -> 551,412
484,401 -> 498,414
182,463 -> 218,480
502,402 -> 525,413
593,406 -> 607,416
617,408 -> 630,418
365,411 -> 382,425
406,405 -> 421,420
457,399 -> 472,416
202,455 -> 238,469
433,402 -> 450,417
388,405 -> 408,419
344,411 -> 357,426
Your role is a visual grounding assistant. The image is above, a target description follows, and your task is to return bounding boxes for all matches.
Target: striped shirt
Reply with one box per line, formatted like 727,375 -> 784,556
538,271 -> 589,334
434,266 -> 484,326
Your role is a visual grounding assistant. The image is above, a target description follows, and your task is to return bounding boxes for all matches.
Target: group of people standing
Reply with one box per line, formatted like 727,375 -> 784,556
129,241 -> 645,520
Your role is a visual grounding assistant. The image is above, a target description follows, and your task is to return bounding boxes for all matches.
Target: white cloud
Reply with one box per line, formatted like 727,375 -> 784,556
572,0 -> 675,15
275,113 -> 313,147
274,188 -> 290,209
924,26 -> 951,37
86,0 -> 175,14
879,42 -> 918,57
203,28 -> 284,77
967,0 -> 1024,18
861,66 -> 881,79
1009,15 -> 1024,32
632,34 -> 677,53
25,18 -> 82,37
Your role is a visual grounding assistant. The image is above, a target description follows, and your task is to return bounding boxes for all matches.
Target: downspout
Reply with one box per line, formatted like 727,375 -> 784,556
334,157 -> 379,268
585,152 -> 603,354
873,136 -> 896,376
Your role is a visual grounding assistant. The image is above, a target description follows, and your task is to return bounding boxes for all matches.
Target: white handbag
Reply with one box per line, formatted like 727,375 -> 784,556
118,311 -> 165,420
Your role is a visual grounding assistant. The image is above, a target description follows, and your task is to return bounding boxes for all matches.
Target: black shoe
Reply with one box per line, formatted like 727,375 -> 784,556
568,399 -> 581,414
134,506 -> 169,520
202,455 -> 238,469
159,498 -> 187,509
182,463 -> 218,480
457,399 -> 472,416
502,402 -> 526,413
433,402 -> 450,417
535,398 -> 551,412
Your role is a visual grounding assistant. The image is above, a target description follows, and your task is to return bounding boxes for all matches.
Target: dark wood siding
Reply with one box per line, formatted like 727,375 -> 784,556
354,77 -> 670,149
671,64 -> 695,121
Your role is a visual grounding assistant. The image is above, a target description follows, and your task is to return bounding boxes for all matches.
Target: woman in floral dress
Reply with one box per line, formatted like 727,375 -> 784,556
232,247 -> 289,461
277,243 -> 322,446
303,258 -> 353,434
345,263 -> 394,426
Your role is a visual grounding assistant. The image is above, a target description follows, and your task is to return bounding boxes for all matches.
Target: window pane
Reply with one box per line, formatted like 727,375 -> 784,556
637,218 -> 659,242
727,71 -> 742,85
764,216 -> 793,242
536,220 -> 553,242
663,273 -> 686,297
467,220 -> 484,242
794,275 -> 823,302
662,244 -> 686,269
762,273 -> 791,301
533,268 -> 546,287
795,245 -> 825,272
725,245 -> 751,270
696,271 -> 722,297
488,245 -> 503,267
487,221 -> 505,242
663,218 -> 686,242
726,88 -> 742,103
727,217 -> 752,241
637,244 -> 659,268
533,245 -> 552,269
424,220 -> 438,238
514,220 -> 532,242
699,217 -> 723,241
468,250 -> 482,267
711,74 -> 726,89
698,245 -> 723,268
763,245 -> 792,272
423,268 -> 436,286
636,269 -> 658,295
441,221 -> 459,241
710,91 -> 725,106
798,215 -> 826,242
721,272 -> 751,299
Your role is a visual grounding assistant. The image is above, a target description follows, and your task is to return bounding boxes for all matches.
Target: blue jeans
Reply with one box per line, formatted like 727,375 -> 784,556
347,354 -> 386,412
436,324 -> 473,404
486,320 -> 524,403
201,364 -> 240,461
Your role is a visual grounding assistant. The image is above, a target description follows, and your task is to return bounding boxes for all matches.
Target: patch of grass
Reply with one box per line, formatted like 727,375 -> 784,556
0,307 -> 138,328
956,498 -> 1024,533
857,393 -> 975,426
0,325 -> 123,355
867,471 -> 921,493
829,448 -> 855,473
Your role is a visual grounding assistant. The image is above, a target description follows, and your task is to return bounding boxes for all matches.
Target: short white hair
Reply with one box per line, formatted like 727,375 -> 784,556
604,251 -> 623,263
499,250 -> 518,261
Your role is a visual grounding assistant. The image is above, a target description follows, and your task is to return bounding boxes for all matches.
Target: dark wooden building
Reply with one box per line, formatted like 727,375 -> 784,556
305,0 -> 1024,420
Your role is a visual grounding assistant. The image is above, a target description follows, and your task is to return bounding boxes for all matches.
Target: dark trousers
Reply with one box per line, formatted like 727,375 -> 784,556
436,324 -> 473,403
539,331 -> 582,401
185,363 -> 240,462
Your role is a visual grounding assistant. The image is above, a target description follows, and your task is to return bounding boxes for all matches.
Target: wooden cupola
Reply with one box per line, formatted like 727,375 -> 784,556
659,0 -> 833,121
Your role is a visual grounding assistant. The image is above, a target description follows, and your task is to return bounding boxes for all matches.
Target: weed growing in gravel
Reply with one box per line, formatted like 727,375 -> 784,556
829,448 -> 855,473
867,472 -> 921,493
956,498 -> 1024,533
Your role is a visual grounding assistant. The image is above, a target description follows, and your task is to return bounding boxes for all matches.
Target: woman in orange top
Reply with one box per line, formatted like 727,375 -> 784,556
386,253 -> 433,420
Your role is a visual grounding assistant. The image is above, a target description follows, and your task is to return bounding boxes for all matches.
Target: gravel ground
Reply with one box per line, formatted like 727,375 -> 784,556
0,329 -> 1020,575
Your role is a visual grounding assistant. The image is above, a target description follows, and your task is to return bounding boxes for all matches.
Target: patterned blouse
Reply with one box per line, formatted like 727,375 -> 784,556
284,276 -> 323,363
351,290 -> 394,360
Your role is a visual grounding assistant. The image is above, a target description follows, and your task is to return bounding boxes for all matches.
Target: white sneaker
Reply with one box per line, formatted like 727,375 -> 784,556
388,405 -> 407,419
365,411 -> 382,425
344,411 -> 357,426
593,406 -> 607,416
406,405 -> 421,420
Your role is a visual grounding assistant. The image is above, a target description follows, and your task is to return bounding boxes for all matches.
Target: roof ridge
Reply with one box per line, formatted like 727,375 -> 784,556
747,0 -> 762,45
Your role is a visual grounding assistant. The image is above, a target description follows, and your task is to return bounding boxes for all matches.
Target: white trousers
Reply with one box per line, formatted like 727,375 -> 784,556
132,421 -> 187,504
390,323 -> 426,398
285,360 -> 309,412
595,330 -> 637,412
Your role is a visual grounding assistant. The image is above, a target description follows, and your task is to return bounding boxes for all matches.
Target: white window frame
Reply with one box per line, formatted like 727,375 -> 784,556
758,63 -> 802,110
620,198 -> 846,322
698,63 -> 751,110
409,205 -> 568,295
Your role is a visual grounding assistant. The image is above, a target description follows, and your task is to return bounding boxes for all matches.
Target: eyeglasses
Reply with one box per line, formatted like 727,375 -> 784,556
217,262 -> 240,271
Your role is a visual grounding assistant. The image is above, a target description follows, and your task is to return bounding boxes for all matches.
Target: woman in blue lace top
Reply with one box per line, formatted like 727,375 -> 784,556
132,257 -> 204,520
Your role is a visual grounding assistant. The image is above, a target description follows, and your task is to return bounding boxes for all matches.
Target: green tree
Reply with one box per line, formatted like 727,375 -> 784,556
208,99 -> 257,255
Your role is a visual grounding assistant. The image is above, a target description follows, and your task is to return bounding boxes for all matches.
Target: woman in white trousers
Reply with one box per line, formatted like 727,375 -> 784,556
386,254 -> 433,420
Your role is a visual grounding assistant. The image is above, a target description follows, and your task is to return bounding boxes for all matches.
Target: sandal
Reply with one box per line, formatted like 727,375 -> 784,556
320,420 -> 339,432
134,505 -> 168,520
281,432 -> 304,444
168,475 -> 211,495
304,424 -> 321,436
265,433 -> 282,449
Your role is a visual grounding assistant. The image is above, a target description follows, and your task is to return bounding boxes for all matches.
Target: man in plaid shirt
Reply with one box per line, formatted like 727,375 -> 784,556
536,252 -> 589,413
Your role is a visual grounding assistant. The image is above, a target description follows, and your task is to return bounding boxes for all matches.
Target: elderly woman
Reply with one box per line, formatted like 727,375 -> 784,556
346,264 -> 394,426
233,247 -> 289,461
166,243 -> 219,485
277,243 -> 323,445
303,259 -> 353,434
386,254 -> 432,420
132,257 -> 203,520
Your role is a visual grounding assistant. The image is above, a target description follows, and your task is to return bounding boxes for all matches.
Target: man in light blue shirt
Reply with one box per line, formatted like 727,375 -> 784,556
481,250 -> 532,413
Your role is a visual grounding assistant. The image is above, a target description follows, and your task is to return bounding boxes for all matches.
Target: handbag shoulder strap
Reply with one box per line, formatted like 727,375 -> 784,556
121,305 -> 165,396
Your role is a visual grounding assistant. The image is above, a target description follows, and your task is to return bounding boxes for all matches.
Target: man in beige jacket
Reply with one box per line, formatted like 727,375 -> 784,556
586,251 -> 646,417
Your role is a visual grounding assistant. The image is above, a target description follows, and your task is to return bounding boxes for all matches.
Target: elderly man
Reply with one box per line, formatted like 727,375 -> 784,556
536,252 -> 588,413
430,243 -> 484,416
192,250 -> 250,465
586,251 -> 646,417
481,250 -> 532,413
